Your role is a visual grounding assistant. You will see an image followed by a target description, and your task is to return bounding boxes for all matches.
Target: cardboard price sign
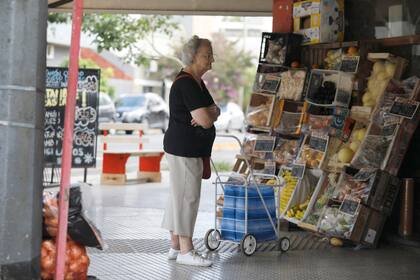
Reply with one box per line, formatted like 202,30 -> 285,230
339,196 -> 361,216
389,97 -> 420,119
291,163 -> 305,179
254,136 -> 276,152
340,55 -> 360,73
261,75 -> 281,94
309,133 -> 329,152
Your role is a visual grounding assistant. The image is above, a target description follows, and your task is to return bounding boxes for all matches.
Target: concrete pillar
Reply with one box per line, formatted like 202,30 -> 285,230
0,1 -> 47,279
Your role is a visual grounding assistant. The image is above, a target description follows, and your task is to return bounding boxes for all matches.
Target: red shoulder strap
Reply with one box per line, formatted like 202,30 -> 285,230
174,72 -> 202,90
174,74 -> 193,82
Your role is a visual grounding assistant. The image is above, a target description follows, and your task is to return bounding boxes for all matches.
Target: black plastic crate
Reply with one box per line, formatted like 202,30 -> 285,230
258,32 -> 303,67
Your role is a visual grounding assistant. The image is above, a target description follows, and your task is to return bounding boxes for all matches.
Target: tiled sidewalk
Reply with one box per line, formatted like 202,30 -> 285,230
82,173 -> 420,280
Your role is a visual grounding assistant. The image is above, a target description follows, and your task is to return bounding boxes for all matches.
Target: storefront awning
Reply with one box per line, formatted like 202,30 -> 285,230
48,0 -> 273,16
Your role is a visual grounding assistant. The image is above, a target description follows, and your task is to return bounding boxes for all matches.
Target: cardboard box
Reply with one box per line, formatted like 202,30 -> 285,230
383,80 -> 420,176
293,0 -> 344,45
258,32 -> 303,66
366,171 -> 400,215
333,168 -> 400,216
350,206 -> 387,248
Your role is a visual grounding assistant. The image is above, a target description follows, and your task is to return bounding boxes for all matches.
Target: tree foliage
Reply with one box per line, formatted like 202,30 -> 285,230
202,33 -> 254,106
48,13 -> 179,66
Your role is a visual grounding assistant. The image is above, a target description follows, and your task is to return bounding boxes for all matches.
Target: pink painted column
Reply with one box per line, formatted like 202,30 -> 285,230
54,0 -> 84,279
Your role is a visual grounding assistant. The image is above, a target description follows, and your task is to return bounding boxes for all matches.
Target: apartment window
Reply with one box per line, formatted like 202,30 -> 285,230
47,45 -> 55,59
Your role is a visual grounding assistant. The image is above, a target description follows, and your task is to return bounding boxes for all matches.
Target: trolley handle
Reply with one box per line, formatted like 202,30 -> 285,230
215,134 -> 243,149
212,173 -> 247,185
249,173 -> 282,186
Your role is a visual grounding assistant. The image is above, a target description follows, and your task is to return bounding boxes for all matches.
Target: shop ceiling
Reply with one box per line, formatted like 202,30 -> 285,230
48,0 -> 273,16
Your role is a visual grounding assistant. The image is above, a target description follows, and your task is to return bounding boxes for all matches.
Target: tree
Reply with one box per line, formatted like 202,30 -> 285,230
48,13 -> 179,67
60,58 -> 116,99
202,33 -> 254,106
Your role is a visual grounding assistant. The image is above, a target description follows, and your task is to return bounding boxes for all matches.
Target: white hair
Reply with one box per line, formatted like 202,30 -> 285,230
181,35 -> 211,66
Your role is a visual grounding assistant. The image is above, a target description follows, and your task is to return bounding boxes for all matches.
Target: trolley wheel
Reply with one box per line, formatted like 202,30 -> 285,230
240,234 -> 257,256
204,229 -> 221,251
279,237 -> 290,252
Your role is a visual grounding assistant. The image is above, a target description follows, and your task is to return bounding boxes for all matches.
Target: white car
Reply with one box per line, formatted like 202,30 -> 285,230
214,102 -> 245,132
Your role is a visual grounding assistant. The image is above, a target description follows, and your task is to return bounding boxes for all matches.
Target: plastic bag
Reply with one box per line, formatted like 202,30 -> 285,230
332,170 -> 373,203
275,111 -> 303,135
41,239 -> 89,280
246,93 -> 274,127
308,114 -> 333,132
43,186 -> 104,250
278,70 -> 307,101
283,169 -> 321,221
317,207 -> 356,238
272,138 -> 300,165
351,135 -> 392,169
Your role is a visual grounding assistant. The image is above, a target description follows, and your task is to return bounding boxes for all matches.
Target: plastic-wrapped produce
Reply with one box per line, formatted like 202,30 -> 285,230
41,239 -> 89,280
275,111 -> 303,135
318,207 -> 356,238
272,138 -> 300,165
246,93 -> 275,128
303,174 -> 337,226
351,135 -> 392,169
278,69 -> 307,101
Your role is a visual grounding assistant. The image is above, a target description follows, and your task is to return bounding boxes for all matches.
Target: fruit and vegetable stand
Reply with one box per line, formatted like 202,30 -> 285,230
218,28 -> 420,248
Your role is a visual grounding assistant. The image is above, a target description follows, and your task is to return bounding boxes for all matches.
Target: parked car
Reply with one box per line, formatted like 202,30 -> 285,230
98,93 -> 116,123
114,93 -> 169,133
214,102 -> 245,132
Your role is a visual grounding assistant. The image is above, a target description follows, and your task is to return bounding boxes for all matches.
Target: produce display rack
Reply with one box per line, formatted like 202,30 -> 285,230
233,32 -> 420,249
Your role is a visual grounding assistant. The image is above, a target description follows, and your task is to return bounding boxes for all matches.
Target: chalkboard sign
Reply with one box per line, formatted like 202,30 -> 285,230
339,56 -> 360,73
339,196 -> 360,216
254,136 -> 276,152
263,161 -> 276,175
389,97 -> 419,119
261,75 -> 281,94
44,67 -> 100,168
309,133 -> 329,152
335,89 -> 351,106
382,123 -> 398,137
291,163 -> 305,179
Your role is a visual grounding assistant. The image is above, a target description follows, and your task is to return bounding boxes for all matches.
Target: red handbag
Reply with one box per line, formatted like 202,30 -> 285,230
202,157 -> 211,179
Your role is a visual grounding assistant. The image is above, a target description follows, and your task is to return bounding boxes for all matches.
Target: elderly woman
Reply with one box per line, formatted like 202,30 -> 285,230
161,35 -> 220,267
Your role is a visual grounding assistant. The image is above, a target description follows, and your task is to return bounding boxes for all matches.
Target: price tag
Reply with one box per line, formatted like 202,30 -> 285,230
263,160 -> 276,175
254,136 -> 276,152
389,97 -> 420,119
291,163 -> 305,179
309,133 -> 329,152
261,75 -> 281,94
339,196 -> 361,216
382,123 -> 398,137
339,55 -> 360,73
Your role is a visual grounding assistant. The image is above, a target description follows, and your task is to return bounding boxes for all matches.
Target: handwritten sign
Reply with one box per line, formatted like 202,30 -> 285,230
340,55 -> 360,73
291,163 -> 305,179
339,196 -> 360,216
389,97 -> 420,119
261,75 -> 281,94
309,133 -> 329,152
44,67 -> 100,168
254,136 -> 276,152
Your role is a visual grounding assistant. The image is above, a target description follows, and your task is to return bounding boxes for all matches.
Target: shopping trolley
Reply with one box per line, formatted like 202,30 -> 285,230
203,134 -> 291,256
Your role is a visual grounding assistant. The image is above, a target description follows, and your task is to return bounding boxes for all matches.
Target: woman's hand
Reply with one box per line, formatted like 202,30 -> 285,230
190,103 -> 220,129
191,118 -> 199,127
208,104 -> 220,121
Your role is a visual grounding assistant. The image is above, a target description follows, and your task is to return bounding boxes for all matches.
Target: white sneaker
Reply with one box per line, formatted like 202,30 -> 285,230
176,250 -> 213,267
167,248 -> 180,260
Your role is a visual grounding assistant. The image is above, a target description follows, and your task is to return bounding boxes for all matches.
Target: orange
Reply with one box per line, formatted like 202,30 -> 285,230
291,61 -> 300,68
347,46 -> 359,56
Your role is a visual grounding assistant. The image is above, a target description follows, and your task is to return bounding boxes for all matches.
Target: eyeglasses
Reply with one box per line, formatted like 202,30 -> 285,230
198,53 -> 215,60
